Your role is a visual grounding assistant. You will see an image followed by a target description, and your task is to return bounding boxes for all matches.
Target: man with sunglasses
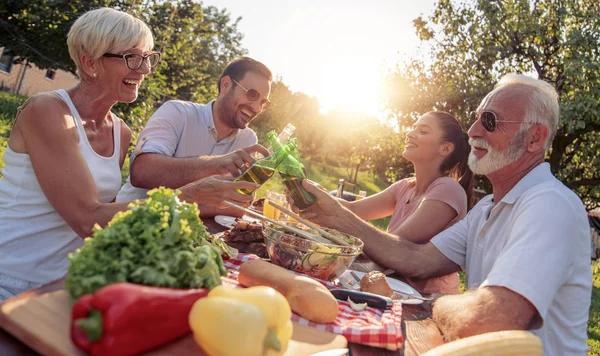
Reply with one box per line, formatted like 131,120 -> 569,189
298,74 -> 590,354
117,57 -> 273,216
426,74 -> 590,355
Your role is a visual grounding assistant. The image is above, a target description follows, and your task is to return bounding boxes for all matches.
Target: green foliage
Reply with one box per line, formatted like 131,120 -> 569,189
320,109 -> 381,181
589,260 -> 600,355
1,0 -> 247,132
253,80 -> 326,159
251,156 -> 391,229
2,1 -> 400,190
385,0 -> 600,209
253,80 -> 404,186
144,0 -> 246,104
458,271 -> 466,294
0,91 -> 26,122
66,187 -> 227,299
0,91 -> 26,178
0,0 -> 136,72
112,0 -> 246,126
253,157 -> 389,199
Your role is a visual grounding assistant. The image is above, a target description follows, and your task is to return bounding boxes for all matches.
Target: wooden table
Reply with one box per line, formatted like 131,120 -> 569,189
0,218 -> 444,355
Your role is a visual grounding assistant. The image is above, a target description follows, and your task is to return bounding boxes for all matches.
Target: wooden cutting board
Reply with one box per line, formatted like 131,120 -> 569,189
0,287 -> 347,356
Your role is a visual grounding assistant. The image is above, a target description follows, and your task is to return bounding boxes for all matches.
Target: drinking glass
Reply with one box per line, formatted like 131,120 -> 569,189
355,190 -> 368,201
263,191 -> 286,220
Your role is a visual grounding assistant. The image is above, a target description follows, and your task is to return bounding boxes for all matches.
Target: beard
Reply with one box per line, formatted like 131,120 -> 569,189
218,91 -> 253,130
468,128 -> 528,175
216,94 -> 237,129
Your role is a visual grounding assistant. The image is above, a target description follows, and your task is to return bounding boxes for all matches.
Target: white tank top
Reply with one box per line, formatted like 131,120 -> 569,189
0,89 -> 122,284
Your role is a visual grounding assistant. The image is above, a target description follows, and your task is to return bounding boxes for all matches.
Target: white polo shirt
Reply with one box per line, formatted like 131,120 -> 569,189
431,163 -> 591,356
116,100 -> 258,201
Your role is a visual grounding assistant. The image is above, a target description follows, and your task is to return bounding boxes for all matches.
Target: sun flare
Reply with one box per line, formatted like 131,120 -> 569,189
271,4 -> 403,120
313,59 -> 385,117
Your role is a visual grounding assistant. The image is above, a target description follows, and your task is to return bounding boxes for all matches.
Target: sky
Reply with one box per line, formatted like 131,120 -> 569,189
202,0 -> 436,116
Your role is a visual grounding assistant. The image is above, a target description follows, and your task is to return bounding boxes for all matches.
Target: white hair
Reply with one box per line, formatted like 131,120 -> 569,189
67,8 -> 154,78
495,73 -> 559,150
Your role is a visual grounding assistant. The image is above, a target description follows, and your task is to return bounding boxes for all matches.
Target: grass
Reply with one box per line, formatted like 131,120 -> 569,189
1,91 -> 599,353
0,91 -> 25,177
254,156 -> 390,229
589,261 -> 600,355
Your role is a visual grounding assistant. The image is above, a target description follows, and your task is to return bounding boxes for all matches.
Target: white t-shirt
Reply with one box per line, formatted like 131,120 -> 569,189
431,163 -> 591,356
116,100 -> 258,201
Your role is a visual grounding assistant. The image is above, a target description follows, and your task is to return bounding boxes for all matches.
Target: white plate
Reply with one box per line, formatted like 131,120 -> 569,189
338,270 -> 424,305
214,215 -> 261,229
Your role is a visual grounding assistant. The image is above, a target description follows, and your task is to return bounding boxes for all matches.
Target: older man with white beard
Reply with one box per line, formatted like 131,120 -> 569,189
296,73 -> 591,355
428,74 -> 591,355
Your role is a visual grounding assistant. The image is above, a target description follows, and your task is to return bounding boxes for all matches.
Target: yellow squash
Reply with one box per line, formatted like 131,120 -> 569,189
189,286 -> 293,356
421,330 -> 542,356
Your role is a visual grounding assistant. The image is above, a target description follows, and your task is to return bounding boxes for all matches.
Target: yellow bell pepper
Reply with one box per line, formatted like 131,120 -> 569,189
189,286 -> 293,356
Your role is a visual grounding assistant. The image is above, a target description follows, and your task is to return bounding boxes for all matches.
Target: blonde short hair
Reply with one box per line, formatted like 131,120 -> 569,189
495,73 -> 560,150
67,8 -> 154,77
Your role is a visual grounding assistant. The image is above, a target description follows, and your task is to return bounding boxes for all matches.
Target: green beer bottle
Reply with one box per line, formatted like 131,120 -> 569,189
278,138 -> 316,210
234,131 -> 291,195
267,123 -> 296,154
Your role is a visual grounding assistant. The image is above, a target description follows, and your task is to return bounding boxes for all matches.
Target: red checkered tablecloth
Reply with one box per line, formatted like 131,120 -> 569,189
223,254 -> 403,351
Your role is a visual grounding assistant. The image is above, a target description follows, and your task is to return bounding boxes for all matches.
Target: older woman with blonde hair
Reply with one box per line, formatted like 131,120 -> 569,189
0,8 -> 257,300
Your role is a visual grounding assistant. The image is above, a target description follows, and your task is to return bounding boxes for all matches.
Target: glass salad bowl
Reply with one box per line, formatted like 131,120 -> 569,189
263,222 -> 364,281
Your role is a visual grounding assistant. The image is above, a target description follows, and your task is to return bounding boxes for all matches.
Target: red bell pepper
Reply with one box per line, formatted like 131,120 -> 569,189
71,282 -> 209,356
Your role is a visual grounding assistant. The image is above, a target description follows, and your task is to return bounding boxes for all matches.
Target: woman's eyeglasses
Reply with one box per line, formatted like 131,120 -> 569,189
102,52 -> 161,70
231,79 -> 271,109
473,111 -> 525,132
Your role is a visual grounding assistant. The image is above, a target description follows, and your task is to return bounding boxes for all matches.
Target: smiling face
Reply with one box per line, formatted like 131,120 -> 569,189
219,71 -> 271,130
96,47 -> 152,103
402,113 -> 450,163
467,86 -> 532,175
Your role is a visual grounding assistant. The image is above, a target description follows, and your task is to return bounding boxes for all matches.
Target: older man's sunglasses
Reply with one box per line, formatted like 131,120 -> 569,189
231,79 -> 271,109
473,111 -> 524,132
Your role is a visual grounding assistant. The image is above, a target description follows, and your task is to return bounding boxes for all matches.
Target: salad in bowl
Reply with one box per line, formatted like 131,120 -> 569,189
263,222 -> 364,281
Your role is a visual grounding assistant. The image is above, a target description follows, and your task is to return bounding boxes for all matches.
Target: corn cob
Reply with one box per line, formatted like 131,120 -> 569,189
421,330 -> 542,356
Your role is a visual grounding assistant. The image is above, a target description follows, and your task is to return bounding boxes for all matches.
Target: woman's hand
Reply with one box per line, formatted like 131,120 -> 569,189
287,180 -> 350,230
178,175 -> 259,208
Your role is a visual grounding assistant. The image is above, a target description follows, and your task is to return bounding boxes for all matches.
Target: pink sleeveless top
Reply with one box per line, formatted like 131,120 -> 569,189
387,177 -> 467,294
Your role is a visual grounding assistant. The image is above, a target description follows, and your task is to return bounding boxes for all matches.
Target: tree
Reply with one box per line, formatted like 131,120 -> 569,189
249,79 -> 296,140
1,0 -> 248,133
362,124 -> 412,185
144,0 -> 246,104
384,0 -> 600,209
0,0 -> 134,72
113,0 -> 247,131
252,79 -> 327,162
254,79 -> 404,186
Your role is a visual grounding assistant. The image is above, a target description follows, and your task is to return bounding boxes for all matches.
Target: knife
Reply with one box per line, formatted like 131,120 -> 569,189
330,288 -> 393,309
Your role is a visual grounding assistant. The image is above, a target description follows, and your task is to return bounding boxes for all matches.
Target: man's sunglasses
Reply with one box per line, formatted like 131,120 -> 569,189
231,79 -> 271,109
103,52 -> 161,71
473,111 -> 525,132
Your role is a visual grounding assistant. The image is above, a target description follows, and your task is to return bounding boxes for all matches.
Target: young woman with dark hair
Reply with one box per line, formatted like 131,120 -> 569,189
294,111 -> 473,294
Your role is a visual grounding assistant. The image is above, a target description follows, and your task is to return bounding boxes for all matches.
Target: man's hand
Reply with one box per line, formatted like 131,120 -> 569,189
289,180 -> 461,281
178,176 -> 260,208
433,286 -> 537,342
287,179 -> 350,230
209,143 -> 270,177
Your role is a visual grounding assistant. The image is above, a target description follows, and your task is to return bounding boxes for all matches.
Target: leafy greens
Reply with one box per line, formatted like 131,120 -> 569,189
66,188 -> 226,299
